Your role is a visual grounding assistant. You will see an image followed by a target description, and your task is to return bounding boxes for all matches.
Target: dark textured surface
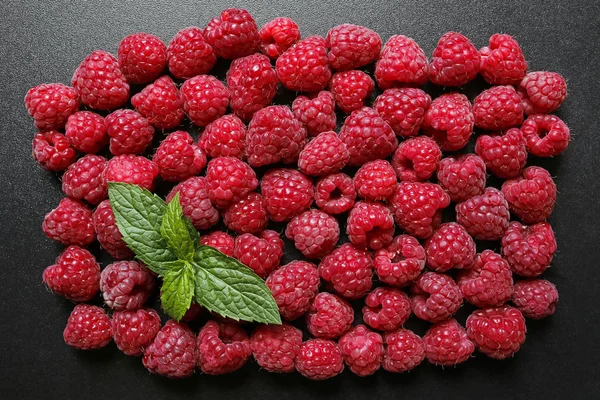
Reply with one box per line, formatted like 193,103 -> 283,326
1,1 -> 600,399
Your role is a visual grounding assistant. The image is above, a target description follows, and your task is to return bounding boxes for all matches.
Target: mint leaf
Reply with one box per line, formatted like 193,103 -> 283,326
160,192 -> 198,261
161,260 -> 194,321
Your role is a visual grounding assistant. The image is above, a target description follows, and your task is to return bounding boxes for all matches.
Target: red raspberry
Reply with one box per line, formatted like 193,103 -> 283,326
329,70 -> 375,113
392,136 -> 441,182
466,306 -> 527,359
475,128 -> 527,179
354,160 -> 397,201
295,339 -> 344,380
261,168 -> 314,222
43,246 -> 100,302
521,114 -> 570,157
411,272 -> 462,322
363,287 -> 411,331
501,221 -> 556,277
181,303 -> 204,322
502,166 -> 556,224
286,210 -> 340,259
100,261 -> 155,311
259,17 -> 300,59
512,279 -> 558,319
429,32 -> 480,86
199,231 -> 235,256
93,200 -> 133,260
71,50 -> 129,110
423,319 -> 474,366
423,92 -> 474,151
479,33 -> 528,85
204,8 -> 259,59
62,154 -> 107,205
315,173 -> 356,215
153,131 -> 206,182
456,187 -> 510,240
224,192 -> 268,234
457,250 -> 514,307
105,155 -> 158,191
518,71 -> 567,115
234,230 -> 284,278
166,27 -> 216,79
117,32 -> 166,84
266,261 -> 320,320
105,109 -> 154,156
65,111 -> 108,154
112,308 -> 161,356
437,154 -> 486,202
276,36 -> 332,92
306,292 -> 354,339
43,198 -> 95,246
425,223 -> 475,272
298,131 -> 349,177
326,24 -> 381,71
339,107 -> 398,166
63,304 -> 112,350
339,325 -> 384,376
389,181 -> 450,239
32,131 -> 77,172
197,320 -> 251,375
473,85 -> 524,130
375,35 -> 428,89
143,320 -> 197,378
319,243 -> 373,300
250,323 -> 302,373
347,201 -> 395,250
24,83 -> 79,130
292,91 -> 337,137
374,234 -> 425,287
181,75 -> 229,127
167,177 -> 219,230
131,75 -> 185,130
206,157 -> 258,209
373,88 -> 431,138
200,114 -> 246,159
382,328 -> 425,373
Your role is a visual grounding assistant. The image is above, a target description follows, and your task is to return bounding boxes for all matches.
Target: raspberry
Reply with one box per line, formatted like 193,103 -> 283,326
363,287 -> 411,331
117,32 -> 167,84
425,223 -> 475,272
347,201 -> 395,250
43,198 -> 95,246
181,75 -> 230,127
276,35 -> 332,92
411,272 -> 462,323
479,33 -> 528,85
423,319 -> 474,366
501,166 -> 556,224
518,71 -> 567,115
64,111 -> 108,154
104,154 -> 158,191
131,75 -> 185,130
112,308 -> 161,356
246,105 -> 307,167
197,320 -> 251,375
520,114 -> 571,157
374,234 -> 425,287
314,173 -> 356,215
261,168 -> 314,222
153,131 -> 206,182
292,91 -> 337,137
24,83 -> 79,130
286,210 -> 340,259
100,261 -> 155,311
373,88 -> 431,137
234,230 -> 284,278
306,292 -> 354,339
475,128 -> 527,179
329,70 -> 375,113
166,27 -> 216,79
32,131 -> 77,172
200,231 -> 235,256
295,339 -> 344,380
259,17 -> 301,59
382,328 -> 425,373
181,303 -> 204,322
326,24 -> 382,71
392,136 -> 441,182
339,325 -> 384,376
298,131 -> 349,177
473,85 -> 524,130
339,107 -> 398,166
62,154 -> 107,205
319,243 -> 373,300
389,181 -> 450,239
43,246 -> 100,302
71,50 -> 130,110
437,154 -> 486,202
224,193 -> 268,234
167,177 -> 219,230
466,306 -> 527,360
375,35 -> 428,89
429,32 -> 480,86
63,304 -> 112,350
227,53 -> 278,121
200,114 -> 246,159
423,92 -> 474,151
105,109 -> 154,155
143,320 -> 197,378
512,279 -> 559,319
457,250 -> 514,307
204,8 -> 259,59
206,157 -> 258,209
93,200 -> 133,259
250,323 -> 302,373
265,260 -> 320,320
456,187 -> 510,241
501,221 -> 556,277
354,160 -> 397,201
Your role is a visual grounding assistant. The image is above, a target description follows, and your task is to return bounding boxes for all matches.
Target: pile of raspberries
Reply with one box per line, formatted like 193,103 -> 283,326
28,8 -> 566,380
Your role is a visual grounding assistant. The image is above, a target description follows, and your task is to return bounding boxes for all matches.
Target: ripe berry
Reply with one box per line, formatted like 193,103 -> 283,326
234,230 -> 284,278
374,234 -> 425,287
295,339 -> 344,380
62,154 -> 107,205
204,8 -> 260,59
167,177 -> 219,230
153,131 -> 206,182
456,187 -> 510,241
103,154 -> 159,191
117,32 -> 167,84
347,201 -> 395,250
411,272 -> 462,323
200,231 -> 235,256
392,136 -> 441,182
32,131 -> 77,172
105,109 -> 155,156
475,128 -> 527,179
429,32 -> 480,86
261,168 -> 314,222
319,243 -> 373,300
423,92 -> 474,151
286,209 -> 340,259
292,91 -> 337,137
425,223 -> 475,272
65,111 -> 108,154
200,114 -> 246,159
131,75 -> 185,130
466,306 -> 527,360
473,85 -> 524,130
375,35 -> 428,88
223,192 -> 268,234
259,17 -> 301,59
383,328 -> 425,373
502,166 -> 556,224
112,308 -> 161,356
353,160 -> 397,201
206,157 -> 258,209
24,83 -> 79,130
329,70 -> 375,113
518,71 -> 567,115
423,319 -> 474,366
501,221 -> 556,277
520,114 -> 570,157
314,173 -> 356,215
512,279 -> 558,319
250,323 -> 302,373
457,250 -> 514,308
93,200 -> 133,260
166,27 -> 216,79
180,75 -> 230,127
479,33 -> 528,85
276,35 -> 332,92
63,304 -> 112,350
197,320 -> 251,375
339,325 -> 384,376
43,198 -> 95,246
437,154 -> 486,202
298,131 -> 349,177
266,260 -> 320,320
100,261 -> 155,311
43,246 -> 100,302
326,24 -> 382,71
306,292 -> 354,339
373,88 -> 431,138
143,320 -> 197,378
363,287 -> 411,331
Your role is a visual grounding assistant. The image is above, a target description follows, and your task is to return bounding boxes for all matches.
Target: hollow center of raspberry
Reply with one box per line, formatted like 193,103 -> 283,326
401,158 -> 415,172
329,187 -> 343,200
390,252 -> 406,263
538,128 -> 549,138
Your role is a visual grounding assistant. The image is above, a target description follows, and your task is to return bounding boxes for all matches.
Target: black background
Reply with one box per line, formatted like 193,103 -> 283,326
1,1 -> 599,399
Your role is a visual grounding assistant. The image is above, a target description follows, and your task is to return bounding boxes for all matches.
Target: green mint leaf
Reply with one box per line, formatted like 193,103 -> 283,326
161,260 -> 194,321
160,192 -> 198,261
